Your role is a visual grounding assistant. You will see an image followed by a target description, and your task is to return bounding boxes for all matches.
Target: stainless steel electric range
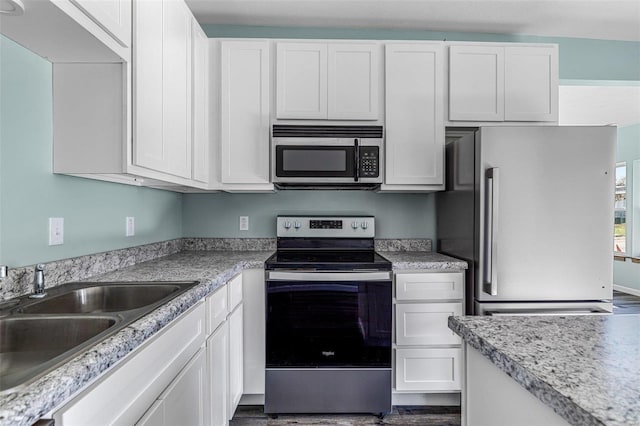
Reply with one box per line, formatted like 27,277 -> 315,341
264,216 -> 392,416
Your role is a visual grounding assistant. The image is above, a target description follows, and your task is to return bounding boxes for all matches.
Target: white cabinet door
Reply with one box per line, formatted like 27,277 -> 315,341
221,41 -> 271,184
395,348 -> 462,391
162,348 -> 207,426
207,322 -> 229,426
385,43 -> 444,186
327,43 -> 379,119
505,46 -> 558,122
191,19 -> 210,184
395,302 -> 463,346
134,0 -> 192,179
449,45 -> 504,121
276,42 -> 327,119
162,0 -> 192,178
228,304 -> 244,417
242,269 -> 266,395
71,0 -> 132,47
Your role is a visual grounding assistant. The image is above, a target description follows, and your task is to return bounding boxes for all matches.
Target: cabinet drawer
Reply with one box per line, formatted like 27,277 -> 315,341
395,348 -> 462,391
206,285 -> 228,335
396,272 -> 463,301
396,302 -> 462,346
228,273 -> 243,311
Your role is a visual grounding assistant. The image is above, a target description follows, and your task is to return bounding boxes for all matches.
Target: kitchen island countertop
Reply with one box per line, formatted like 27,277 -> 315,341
449,314 -> 640,426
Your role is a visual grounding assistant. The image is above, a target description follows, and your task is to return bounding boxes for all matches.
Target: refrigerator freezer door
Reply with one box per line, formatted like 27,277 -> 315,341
476,126 -> 615,303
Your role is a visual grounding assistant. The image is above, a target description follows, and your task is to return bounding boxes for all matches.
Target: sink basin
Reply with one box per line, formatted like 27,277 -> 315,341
0,280 -> 199,392
20,283 -> 186,314
0,316 -> 118,391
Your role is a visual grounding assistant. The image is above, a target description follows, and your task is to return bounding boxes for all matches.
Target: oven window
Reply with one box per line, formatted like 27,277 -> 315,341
266,281 -> 391,368
276,146 -> 355,177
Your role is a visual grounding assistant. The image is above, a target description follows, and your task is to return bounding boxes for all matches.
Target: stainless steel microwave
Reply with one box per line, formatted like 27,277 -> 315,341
271,125 -> 384,189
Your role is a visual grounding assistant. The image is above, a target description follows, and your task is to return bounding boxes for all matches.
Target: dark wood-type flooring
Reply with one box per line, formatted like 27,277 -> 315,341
230,405 -> 461,426
230,291 -> 640,425
613,290 -> 640,314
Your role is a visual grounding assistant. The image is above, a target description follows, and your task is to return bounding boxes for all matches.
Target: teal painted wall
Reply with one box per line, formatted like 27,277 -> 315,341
0,35 -> 183,267
182,191 -> 435,239
203,25 -> 640,81
614,124 -> 640,291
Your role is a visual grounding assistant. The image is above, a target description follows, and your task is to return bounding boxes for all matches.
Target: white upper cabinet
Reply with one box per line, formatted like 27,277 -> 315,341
220,40 -> 272,187
191,18 -> 210,185
449,43 -> 558,122
449,45 -> 504,122
276,42 -> 379,120
383,43 -> 444,189
327,44 -> 379,119
504,46 -> 559,121
134,0 -> 192,180
71,0 -> 132,47
276,43 -> 327,119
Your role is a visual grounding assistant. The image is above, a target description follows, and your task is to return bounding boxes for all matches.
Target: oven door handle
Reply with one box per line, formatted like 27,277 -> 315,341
267,271 -> 391,281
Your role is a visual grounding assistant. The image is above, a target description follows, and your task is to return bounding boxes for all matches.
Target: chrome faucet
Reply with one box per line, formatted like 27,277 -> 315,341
30,264 -> 47,298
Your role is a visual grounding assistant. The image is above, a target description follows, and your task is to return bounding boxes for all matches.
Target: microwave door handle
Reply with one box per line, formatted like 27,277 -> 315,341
354,138 -> 360,182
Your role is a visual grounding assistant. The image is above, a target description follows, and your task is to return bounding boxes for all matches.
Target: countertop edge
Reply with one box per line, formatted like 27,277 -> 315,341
448,316 -> 604,426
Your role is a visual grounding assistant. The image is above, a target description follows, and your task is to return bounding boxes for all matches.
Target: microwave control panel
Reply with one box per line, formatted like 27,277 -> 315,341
359,147 -> 379,178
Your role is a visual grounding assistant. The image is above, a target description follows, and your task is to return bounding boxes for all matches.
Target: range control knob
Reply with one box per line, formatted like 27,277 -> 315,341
361,222 -> 369,230
283,221 -> 292,229
351,221 -> 359,230
294,221 -> 302,229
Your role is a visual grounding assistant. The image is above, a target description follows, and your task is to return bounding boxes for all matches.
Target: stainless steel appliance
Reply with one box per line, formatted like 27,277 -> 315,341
272,125 -> 383,189
437,126 -> 616,315
264,216 -> 392,415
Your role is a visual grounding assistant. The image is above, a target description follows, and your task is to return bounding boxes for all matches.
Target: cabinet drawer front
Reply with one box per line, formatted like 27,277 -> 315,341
228,273 -> 243,310
206,285 -> 228,335
395,348 -> 461,391
55,303 -> 206,425
396,272 -> 463,301
396,303 -> 462,345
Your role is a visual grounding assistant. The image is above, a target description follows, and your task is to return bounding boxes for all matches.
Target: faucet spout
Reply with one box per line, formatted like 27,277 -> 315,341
30,264 -> 47,298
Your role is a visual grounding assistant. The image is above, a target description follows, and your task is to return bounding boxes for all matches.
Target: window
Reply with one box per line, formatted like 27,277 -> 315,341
614,162 -> 627,254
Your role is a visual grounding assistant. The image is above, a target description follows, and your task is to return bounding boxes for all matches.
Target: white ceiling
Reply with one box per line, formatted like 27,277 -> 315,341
186,0 -> 640,42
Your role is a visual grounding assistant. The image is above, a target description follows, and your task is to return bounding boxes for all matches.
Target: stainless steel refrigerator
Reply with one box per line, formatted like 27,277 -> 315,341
436,126 -> 616,315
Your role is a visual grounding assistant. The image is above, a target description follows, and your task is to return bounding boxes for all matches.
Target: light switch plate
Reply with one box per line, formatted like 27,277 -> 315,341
49,217 -> 64,245
239,216 -> 249,231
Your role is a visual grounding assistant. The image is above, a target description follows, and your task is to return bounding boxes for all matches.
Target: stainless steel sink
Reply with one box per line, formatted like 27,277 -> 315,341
19,283 -> 186,314
0,315 -> 120,392
0,280 -> 198,393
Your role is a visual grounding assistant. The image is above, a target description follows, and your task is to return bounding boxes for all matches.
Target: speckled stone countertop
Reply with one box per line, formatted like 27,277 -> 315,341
379,251 -> 468,270
449,315 -> 640,426
0,251 -> 272,426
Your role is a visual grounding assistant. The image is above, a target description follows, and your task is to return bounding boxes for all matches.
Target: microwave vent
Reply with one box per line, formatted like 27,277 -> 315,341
272,125 -> 383,138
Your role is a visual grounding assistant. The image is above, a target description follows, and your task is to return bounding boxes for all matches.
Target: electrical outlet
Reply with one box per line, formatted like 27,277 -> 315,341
49,217 -> 64,245
239,216 -> 249,231
126,217 -> 135,237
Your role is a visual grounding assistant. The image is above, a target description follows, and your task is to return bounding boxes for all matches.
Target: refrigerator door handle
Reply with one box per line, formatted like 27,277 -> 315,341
484,167 -> 499,296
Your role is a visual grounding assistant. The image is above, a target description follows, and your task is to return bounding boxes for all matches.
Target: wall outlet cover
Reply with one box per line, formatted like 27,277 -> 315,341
126,217 -> 135,237
239,216 -> 249,231
49,217 -> 64,245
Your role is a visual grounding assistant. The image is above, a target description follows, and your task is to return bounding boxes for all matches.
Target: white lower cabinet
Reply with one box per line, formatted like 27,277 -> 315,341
136,348 -> 207,426
53,302 -> 206,425
393,271 -> 465,397
228,303 -> 244,415
207,321 -> 229,426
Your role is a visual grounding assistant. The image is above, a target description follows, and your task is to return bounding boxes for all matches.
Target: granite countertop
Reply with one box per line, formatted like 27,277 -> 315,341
0,250 -> 272,426
0,249 -> 463,426
449,315 -> 640,426
378,251 -> 468,270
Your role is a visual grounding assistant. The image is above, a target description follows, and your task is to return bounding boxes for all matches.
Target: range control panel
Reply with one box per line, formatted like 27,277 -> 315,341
277,216 -> 375,238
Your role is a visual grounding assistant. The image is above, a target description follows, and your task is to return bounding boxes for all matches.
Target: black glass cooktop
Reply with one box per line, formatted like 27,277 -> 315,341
265,250 -> 392,271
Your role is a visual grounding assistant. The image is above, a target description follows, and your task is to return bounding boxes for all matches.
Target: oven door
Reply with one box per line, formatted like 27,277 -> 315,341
266,271 -> 392,368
